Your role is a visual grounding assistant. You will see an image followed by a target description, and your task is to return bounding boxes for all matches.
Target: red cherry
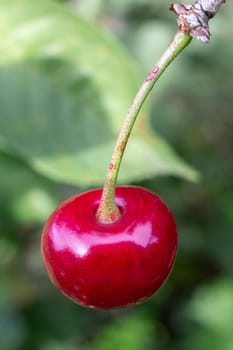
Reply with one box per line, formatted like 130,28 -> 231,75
41,186 -> 177,309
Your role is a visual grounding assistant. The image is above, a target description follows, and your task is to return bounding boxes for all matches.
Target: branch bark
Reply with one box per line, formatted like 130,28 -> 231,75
170,0 -> 227,43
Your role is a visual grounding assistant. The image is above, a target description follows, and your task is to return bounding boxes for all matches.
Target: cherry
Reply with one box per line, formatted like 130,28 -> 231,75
41,186 -> 177,309
40,31 -> 190,309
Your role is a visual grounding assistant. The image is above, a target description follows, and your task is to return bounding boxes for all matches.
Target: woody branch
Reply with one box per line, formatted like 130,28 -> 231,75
170,0 -> 226,43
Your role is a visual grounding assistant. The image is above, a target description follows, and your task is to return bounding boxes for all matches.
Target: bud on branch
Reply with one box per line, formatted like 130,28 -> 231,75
170,0 -> 226,43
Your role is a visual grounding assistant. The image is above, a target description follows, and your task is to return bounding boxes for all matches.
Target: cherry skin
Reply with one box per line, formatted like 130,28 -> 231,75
41,186 -> 177,309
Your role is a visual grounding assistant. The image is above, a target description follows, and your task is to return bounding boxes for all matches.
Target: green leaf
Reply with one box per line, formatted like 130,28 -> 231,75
86,313 -> 153,350
186,278 -> 233,335
0,152 -> 58,224
178,278 -> 233,350
0,0 -> 199,186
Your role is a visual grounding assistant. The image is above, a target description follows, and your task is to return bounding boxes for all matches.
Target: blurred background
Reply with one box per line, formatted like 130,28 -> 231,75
0,0 -> 232,349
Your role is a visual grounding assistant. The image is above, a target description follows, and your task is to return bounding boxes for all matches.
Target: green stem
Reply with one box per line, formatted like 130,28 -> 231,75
96,31 -> 192,224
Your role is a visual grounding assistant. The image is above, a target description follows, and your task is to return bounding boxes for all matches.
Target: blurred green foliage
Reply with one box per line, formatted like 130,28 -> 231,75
0,0 -> 197,185
0,0 -> 232,349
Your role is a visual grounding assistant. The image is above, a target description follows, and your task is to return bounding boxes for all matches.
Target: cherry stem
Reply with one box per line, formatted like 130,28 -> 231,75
96,31 -> 192,224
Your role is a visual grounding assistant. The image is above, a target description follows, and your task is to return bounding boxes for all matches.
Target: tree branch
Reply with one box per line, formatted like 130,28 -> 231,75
170,0 -> 227,43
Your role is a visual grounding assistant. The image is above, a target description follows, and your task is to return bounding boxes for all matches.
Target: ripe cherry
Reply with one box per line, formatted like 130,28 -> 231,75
41,186 -> 177,309
40,31 -> 190,309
